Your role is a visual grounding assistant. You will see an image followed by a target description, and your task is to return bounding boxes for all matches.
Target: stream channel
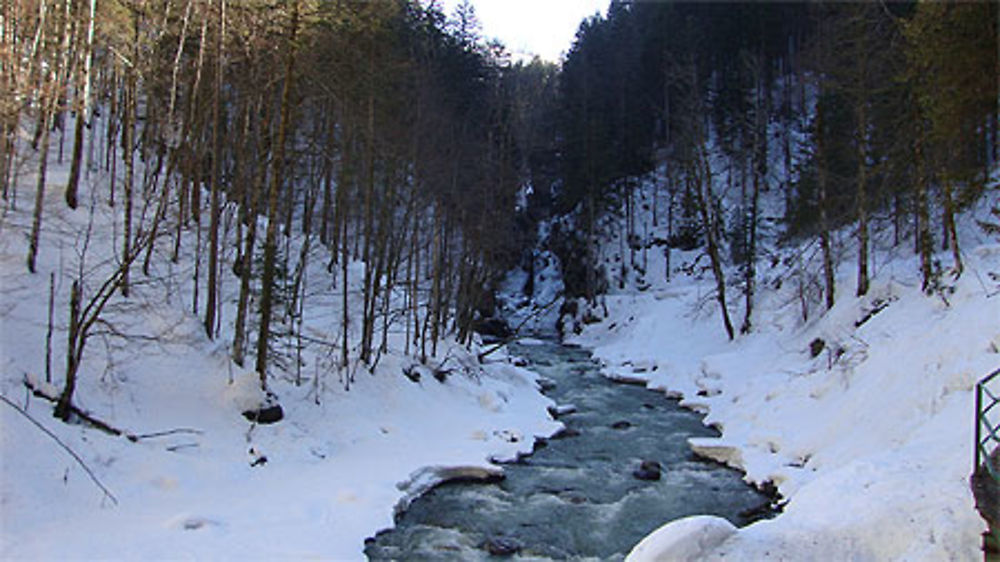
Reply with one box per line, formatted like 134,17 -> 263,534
365,339 -> 776,561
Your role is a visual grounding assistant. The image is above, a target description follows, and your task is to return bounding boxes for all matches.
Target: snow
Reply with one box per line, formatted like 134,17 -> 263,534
625,515 -> 737,562
570,189 -> 1000,559
3,107 -> 998,561
0,120 -> 562,559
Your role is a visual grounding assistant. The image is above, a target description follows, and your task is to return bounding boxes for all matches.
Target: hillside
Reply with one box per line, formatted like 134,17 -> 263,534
544,174 -> 1000,560
0,142 -> 561,559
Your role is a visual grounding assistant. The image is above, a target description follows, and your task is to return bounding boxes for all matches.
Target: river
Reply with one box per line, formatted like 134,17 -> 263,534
365,339 -> 775,560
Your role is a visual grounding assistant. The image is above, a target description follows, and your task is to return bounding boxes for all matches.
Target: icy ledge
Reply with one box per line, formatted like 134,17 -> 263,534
394,465 -> 506,516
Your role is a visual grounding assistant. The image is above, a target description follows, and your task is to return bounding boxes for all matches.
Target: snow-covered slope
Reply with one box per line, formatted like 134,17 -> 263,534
568,191 -> 1000,559
0,138 -> 561,559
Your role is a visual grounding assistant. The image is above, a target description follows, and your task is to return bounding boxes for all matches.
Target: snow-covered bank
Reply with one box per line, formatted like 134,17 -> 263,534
0,155 -> 562,559
1,297 -> 559,560
569,219 -> 999,560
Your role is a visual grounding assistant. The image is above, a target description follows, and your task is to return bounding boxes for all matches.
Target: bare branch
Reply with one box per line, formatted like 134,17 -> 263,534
0,393 -> 118,506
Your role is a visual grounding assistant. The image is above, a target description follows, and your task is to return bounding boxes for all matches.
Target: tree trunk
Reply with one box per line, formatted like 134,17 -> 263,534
915,131 -> 933,291
742,55 -> 764,334
65,0 -> 97,210
121,67 -> 135,298
695,152 -> 734,341
27,89 -> 54,274
204,0 -> 225,339
233,102 -> 265,368
256,0 -> 298,387
855,92 -> 869,297
816,93 -> 836,311
55,281 -> 81,421
942,174 -> 963,277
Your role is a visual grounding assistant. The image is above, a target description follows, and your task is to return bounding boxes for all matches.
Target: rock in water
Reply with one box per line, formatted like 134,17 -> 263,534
482,537 -> 521,557
633,460 -> 662,481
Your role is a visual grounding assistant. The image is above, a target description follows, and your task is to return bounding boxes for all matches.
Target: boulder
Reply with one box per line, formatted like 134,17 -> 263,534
242,403 -> 283,424
633,460 -> 662,481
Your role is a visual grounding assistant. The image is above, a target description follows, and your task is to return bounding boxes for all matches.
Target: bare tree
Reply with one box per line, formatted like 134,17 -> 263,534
256,0 -> 299,388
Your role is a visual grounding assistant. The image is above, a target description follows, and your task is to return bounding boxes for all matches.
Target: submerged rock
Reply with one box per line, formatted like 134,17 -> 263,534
633,460 -> 662,481
551,427 -> 581,439
482,536 -> 521,556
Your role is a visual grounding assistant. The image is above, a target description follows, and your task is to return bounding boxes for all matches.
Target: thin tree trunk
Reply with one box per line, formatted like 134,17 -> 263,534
942,174 -> 962,276
65,0 -> 97,210
695,151 -> 734,341
121,66 -> 135,298
27,89 -> 54,274
341,205 -> 349,372
256,0 -> 298,387
233,99 -> 265,367
204,0 -> 225,339
817,100 -> 836,311
855,93 -> 869,297
915,130 -> 933,291
742,56 -> 764,334
55,281 -> 81,421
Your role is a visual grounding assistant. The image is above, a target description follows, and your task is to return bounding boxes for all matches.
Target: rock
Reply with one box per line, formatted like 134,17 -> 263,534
739,501 -> 776,523
971,451 -> 1000,530
809,337 -> 826,358
633,460 -> 661,481
560,491 -> 587,504
551,427 -> 581,439
433,368 -> 451,383
482,536 -> 521,557
402,364 -> 421,383
689,437 -> 744,469
548,404 -> 577,418
536,377 -> 557,391
248,446 -> 268,467
242,403 -> 283,424
611,420 -> 632,430
474,317 -> 512,341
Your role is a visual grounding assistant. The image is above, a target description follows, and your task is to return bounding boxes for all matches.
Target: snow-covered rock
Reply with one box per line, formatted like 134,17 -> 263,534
625,515 -> 736,562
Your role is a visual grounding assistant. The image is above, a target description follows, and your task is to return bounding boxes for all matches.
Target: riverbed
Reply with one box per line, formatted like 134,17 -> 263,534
365,339 -> 774,560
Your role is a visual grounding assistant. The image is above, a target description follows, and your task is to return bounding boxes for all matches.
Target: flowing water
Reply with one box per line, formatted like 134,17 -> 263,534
365,339 -> 775,561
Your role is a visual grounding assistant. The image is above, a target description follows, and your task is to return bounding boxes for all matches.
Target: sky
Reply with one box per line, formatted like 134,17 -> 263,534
439,0 -> 608,63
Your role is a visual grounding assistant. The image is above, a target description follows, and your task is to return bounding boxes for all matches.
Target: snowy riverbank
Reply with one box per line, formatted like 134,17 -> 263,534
1,314 -> 561,559
0,165 -> 562,559
568,227 -> 999,560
